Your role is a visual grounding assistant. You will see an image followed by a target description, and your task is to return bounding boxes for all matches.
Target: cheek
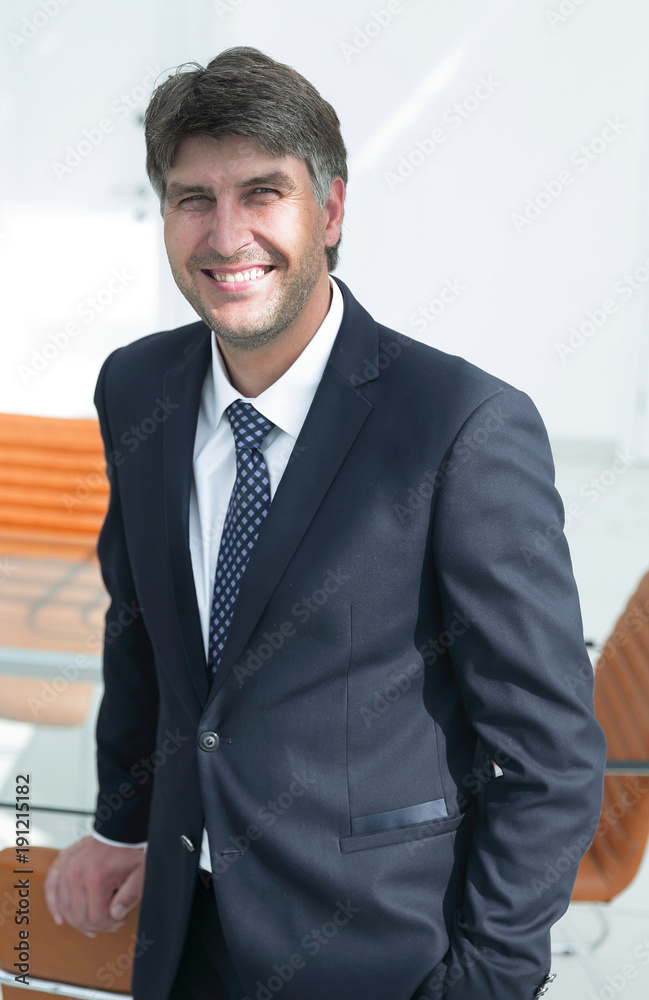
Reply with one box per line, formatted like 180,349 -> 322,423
164,223 -> 199,264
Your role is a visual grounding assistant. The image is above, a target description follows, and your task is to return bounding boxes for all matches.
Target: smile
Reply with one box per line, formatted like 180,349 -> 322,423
204,266 -> 275,283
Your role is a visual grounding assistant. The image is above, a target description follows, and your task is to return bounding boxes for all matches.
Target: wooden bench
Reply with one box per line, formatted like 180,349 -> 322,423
0,846 -> 137,998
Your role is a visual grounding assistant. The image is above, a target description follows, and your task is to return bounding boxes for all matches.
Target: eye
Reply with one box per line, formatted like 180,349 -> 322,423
180,194 -> 209,204
249,187 -> 279,198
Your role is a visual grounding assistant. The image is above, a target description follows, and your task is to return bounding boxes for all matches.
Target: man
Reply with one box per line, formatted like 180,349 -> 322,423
45,47 -> 606,1000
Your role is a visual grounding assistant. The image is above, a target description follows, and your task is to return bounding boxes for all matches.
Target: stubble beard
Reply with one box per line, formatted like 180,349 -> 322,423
169,231 -> 327,353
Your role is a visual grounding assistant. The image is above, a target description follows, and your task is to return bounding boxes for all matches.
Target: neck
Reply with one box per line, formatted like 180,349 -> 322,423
217,273 -> 332,398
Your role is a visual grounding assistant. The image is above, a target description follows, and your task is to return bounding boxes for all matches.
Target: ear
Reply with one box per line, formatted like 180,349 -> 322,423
323,177 -> 345,248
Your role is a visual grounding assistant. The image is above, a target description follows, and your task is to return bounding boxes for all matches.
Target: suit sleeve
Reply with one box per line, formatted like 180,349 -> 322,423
92,352 -> 160,843
423,387 -> 606,1000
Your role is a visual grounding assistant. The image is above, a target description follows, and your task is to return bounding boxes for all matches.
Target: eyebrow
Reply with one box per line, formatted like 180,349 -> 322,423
235,171 -> 296,190
165,171 -> 296,201
165,183 -> 212,200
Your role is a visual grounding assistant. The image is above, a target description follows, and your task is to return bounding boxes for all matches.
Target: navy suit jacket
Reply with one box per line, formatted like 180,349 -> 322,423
92,279 -> 606,1000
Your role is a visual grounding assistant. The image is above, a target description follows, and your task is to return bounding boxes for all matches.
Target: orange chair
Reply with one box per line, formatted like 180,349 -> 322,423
0,412 -> 108,561
552,571 -> 649,959
0,413 -> 109,726
0,846 -> 139,999
572,570 -> 649,903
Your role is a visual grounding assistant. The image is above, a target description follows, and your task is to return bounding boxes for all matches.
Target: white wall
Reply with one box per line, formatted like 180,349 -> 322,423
1,0 -> 648,453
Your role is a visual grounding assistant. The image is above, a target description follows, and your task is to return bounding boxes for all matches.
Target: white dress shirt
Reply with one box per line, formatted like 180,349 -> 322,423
93,277 -> 344,872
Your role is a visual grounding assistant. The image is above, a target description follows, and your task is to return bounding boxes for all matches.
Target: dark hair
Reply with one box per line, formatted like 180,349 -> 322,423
145,46 -> 347,270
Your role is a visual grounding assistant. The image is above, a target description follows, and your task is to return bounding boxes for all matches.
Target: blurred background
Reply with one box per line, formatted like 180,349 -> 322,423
1,0 -> 649,997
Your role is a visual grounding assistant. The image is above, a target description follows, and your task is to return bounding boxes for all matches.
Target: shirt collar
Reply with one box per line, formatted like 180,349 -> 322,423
206,276 -> 344,438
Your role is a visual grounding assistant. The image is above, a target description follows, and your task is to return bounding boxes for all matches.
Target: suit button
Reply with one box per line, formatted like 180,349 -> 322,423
180,835 -> 195,852
198,731 -> 220,751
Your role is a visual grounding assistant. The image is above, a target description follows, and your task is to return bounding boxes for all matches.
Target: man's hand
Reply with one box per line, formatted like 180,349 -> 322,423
44,836 -> 145,937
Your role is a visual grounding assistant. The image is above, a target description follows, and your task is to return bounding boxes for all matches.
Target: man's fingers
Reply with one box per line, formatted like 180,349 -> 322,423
43,863 -> 63,925
44,837 -> 145,935
109,862 -> 145,921
45,858 -> 96,936
64,862 -> 93,934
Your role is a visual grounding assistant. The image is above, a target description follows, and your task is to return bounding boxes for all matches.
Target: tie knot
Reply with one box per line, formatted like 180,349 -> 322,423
226,400 -> 273,452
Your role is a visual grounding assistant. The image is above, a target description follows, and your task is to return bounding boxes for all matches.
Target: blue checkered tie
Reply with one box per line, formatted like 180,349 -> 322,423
207,400 -> 274,677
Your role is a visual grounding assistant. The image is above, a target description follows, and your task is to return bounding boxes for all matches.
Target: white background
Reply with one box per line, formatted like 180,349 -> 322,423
1,0 -> 648,454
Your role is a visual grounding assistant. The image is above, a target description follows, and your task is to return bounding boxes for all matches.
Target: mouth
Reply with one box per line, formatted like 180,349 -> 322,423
202,265 -> 276,285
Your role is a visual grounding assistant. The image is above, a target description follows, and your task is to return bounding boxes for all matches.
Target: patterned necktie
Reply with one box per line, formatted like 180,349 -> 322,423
207,400 -> 274,677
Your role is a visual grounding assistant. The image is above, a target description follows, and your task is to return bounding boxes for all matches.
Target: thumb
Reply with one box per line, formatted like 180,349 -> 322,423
109,865 -> 144,921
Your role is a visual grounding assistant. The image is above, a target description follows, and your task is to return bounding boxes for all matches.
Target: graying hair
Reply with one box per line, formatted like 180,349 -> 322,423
144,47 -> 347,271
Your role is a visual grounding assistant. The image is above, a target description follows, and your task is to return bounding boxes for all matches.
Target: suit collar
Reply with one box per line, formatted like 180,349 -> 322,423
161,281 -> 381,708
163,325 -> 212,706
206,279 -> 380,703
322,278 -> 381,388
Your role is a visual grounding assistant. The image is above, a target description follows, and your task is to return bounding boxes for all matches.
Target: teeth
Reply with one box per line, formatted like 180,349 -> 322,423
212,267 -> 269,282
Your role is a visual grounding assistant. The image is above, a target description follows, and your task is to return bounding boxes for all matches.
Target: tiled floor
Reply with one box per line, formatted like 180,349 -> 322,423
0,439 -> 648,997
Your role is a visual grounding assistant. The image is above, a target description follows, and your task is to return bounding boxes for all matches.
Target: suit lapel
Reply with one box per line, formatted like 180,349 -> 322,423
206,281 -> 380,703
163,324 -> 212,707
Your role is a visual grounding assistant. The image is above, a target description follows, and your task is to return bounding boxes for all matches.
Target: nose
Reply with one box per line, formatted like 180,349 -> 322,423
206,199 -> 254,259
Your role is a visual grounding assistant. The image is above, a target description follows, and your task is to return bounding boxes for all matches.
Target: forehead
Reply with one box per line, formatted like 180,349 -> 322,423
168,134 -> 309,185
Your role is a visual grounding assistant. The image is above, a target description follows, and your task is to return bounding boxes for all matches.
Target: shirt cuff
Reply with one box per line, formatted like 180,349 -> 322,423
91,830 -> 147,849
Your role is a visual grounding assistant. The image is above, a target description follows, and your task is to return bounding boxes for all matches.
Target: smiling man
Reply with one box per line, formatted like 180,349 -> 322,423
44,47 -> 605,1000
163,133 -> 343,396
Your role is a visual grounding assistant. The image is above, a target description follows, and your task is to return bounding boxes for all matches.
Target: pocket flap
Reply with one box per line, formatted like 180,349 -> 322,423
351,797 -> 448,836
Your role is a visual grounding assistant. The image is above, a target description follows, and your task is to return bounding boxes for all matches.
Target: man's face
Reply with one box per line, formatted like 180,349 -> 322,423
163,134 -> 339,351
